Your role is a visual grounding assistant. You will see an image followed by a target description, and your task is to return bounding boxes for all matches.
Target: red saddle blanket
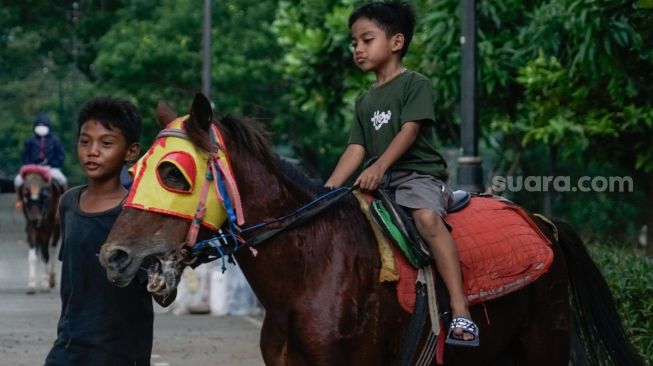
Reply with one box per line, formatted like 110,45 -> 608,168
19,164 -> 51,182
396,196 -> 553,313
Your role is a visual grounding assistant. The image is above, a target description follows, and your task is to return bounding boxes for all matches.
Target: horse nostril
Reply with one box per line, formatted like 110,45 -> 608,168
107,249 -> 131,270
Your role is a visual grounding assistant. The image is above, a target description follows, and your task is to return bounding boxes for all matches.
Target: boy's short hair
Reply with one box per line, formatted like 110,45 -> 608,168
77,96 -> 142,145
349,1 -> 416,58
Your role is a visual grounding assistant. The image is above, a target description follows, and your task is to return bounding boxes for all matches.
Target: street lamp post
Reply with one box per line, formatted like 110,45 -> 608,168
201,0 -> 212,100
457,0 -> 484,193
68,2 -> 81,142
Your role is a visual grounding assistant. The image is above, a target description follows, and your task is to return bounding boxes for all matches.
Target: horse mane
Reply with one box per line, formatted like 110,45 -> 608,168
274,156 -> 329,195
189,114 -> 330,197
215,114 -> 275,165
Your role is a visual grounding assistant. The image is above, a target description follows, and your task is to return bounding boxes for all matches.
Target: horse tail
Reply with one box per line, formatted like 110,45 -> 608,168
555,220 -> 644,366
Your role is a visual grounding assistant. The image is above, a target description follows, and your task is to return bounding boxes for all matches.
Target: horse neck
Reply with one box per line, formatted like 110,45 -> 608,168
227,153 -> 377,311
231,154 -> 311,226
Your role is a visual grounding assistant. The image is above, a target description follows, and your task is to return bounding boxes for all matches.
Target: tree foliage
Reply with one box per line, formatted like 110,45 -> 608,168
273,0 -> 653,239
93,0 -> 284,147
1,0 -> 652,241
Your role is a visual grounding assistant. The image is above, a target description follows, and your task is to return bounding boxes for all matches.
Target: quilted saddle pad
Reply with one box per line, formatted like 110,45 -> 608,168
396,196 -> 554,313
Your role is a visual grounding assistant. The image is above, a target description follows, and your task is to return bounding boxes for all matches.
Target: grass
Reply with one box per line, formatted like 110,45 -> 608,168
587,244 -> 653,364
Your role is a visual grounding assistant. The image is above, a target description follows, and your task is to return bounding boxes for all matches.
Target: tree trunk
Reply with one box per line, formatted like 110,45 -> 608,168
544,144 -> 558,218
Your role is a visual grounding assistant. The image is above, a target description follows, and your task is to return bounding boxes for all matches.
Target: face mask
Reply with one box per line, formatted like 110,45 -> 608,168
34,125 -> 49,137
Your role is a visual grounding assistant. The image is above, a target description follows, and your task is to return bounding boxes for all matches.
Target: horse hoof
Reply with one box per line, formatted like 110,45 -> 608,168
26,288 -> 36,295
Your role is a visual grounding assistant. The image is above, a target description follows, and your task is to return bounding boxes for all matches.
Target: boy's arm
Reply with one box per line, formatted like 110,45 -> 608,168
325,144 -> 366,188
153,289 -> 177,307
356,122 -> 420,190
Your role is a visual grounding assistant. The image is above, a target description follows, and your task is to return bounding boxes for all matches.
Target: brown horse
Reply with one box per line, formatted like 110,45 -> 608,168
100,94 -> 643,365
18,166 -> 61,293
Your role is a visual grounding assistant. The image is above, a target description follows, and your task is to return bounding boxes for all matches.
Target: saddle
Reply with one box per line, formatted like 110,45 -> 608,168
19,164 -> 52,183
359,191 -> 554,312
370,188 -> 471,267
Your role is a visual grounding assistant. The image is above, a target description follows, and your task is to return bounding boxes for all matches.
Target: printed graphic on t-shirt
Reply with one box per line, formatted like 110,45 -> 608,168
371,110 -> 392,131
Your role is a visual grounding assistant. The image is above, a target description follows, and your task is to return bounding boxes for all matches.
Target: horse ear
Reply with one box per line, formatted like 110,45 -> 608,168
189,93 -> 213,132
156,100 -> 177,128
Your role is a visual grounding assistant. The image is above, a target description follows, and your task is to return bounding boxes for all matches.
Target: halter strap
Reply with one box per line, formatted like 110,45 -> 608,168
157,128 -> 189,140
185,161 -> 213,247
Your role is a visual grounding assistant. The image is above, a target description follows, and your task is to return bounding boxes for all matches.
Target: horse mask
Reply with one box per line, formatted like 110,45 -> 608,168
125,115 -> 243,233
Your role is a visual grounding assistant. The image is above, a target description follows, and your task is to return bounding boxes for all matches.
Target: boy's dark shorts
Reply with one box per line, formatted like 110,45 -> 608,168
386,170 -> 453,218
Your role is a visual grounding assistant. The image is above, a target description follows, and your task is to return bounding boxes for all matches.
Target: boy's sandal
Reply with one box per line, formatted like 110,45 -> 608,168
445,316 -> 480,347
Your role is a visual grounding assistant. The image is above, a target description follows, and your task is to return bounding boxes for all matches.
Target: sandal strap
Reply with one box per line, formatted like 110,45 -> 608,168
450,317 -> 479,337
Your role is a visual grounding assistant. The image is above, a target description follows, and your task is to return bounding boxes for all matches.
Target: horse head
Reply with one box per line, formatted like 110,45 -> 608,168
99,94 -> 257,296
20,168 -> 53,226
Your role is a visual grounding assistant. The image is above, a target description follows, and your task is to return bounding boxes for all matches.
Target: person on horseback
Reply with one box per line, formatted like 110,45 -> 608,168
45,97 -> 175,366
325,0 -> 479,346
14,112 -> 67,209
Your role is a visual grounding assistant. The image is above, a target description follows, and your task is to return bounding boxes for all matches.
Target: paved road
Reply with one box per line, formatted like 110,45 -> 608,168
0,193 -> 264,366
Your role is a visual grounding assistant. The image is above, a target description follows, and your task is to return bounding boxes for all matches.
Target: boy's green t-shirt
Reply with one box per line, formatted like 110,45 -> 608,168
349,70 -> 448,180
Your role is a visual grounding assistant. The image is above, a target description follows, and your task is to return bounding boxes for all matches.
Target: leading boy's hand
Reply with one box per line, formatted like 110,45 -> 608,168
355,162 -> 387,191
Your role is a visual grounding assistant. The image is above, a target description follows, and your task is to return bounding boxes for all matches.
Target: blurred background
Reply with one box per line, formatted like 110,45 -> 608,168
1,0 -> 652,363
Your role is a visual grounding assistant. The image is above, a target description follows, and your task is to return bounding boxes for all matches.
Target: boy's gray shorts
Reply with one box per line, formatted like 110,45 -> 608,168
385,170 -> 453,218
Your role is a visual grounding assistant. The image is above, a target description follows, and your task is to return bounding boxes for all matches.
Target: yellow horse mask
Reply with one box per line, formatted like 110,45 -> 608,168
125,116 -> 243,232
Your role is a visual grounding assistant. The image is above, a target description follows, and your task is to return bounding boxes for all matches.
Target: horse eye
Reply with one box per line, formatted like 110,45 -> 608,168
157,162 -> 192,192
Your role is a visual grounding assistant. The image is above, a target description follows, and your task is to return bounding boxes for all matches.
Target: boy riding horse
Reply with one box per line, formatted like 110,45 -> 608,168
14,112 -> 67,209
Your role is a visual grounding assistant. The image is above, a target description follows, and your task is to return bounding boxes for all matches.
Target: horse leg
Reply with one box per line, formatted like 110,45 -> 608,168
259,293 -> 396,366
258,311 -> 347,366
39,249 -> 52,292
40,259 -> 51,291
260,313 -> 307,366
27,247 -> 37,294
34,231 -> 51,292
50,217 -> 60,288
48,256 -> 56,288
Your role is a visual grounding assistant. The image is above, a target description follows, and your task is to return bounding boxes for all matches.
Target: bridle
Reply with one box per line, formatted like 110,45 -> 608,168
145,123 -> 243,251
154,124 -> 355,271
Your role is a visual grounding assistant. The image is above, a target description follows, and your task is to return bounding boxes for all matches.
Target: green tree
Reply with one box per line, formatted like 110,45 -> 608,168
93,0 -> 285,147
417,0 -> 652,241
0,1 -> 122,182
272,0 -> 365,176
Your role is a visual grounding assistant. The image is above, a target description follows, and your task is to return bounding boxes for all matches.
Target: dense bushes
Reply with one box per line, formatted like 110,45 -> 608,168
588,244 -> 653,363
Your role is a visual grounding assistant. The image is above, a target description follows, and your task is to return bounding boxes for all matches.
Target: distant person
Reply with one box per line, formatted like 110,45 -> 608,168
44,97 -> 175,366
324,1 -> 478,346
14,112 -> 66,208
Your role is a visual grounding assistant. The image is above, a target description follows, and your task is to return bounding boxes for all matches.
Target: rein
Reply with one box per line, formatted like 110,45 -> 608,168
192,185 -> 355,270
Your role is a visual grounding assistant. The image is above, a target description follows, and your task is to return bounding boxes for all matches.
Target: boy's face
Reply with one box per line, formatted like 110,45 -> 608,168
350,17 -> 403,72
77,119 -> 140,182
